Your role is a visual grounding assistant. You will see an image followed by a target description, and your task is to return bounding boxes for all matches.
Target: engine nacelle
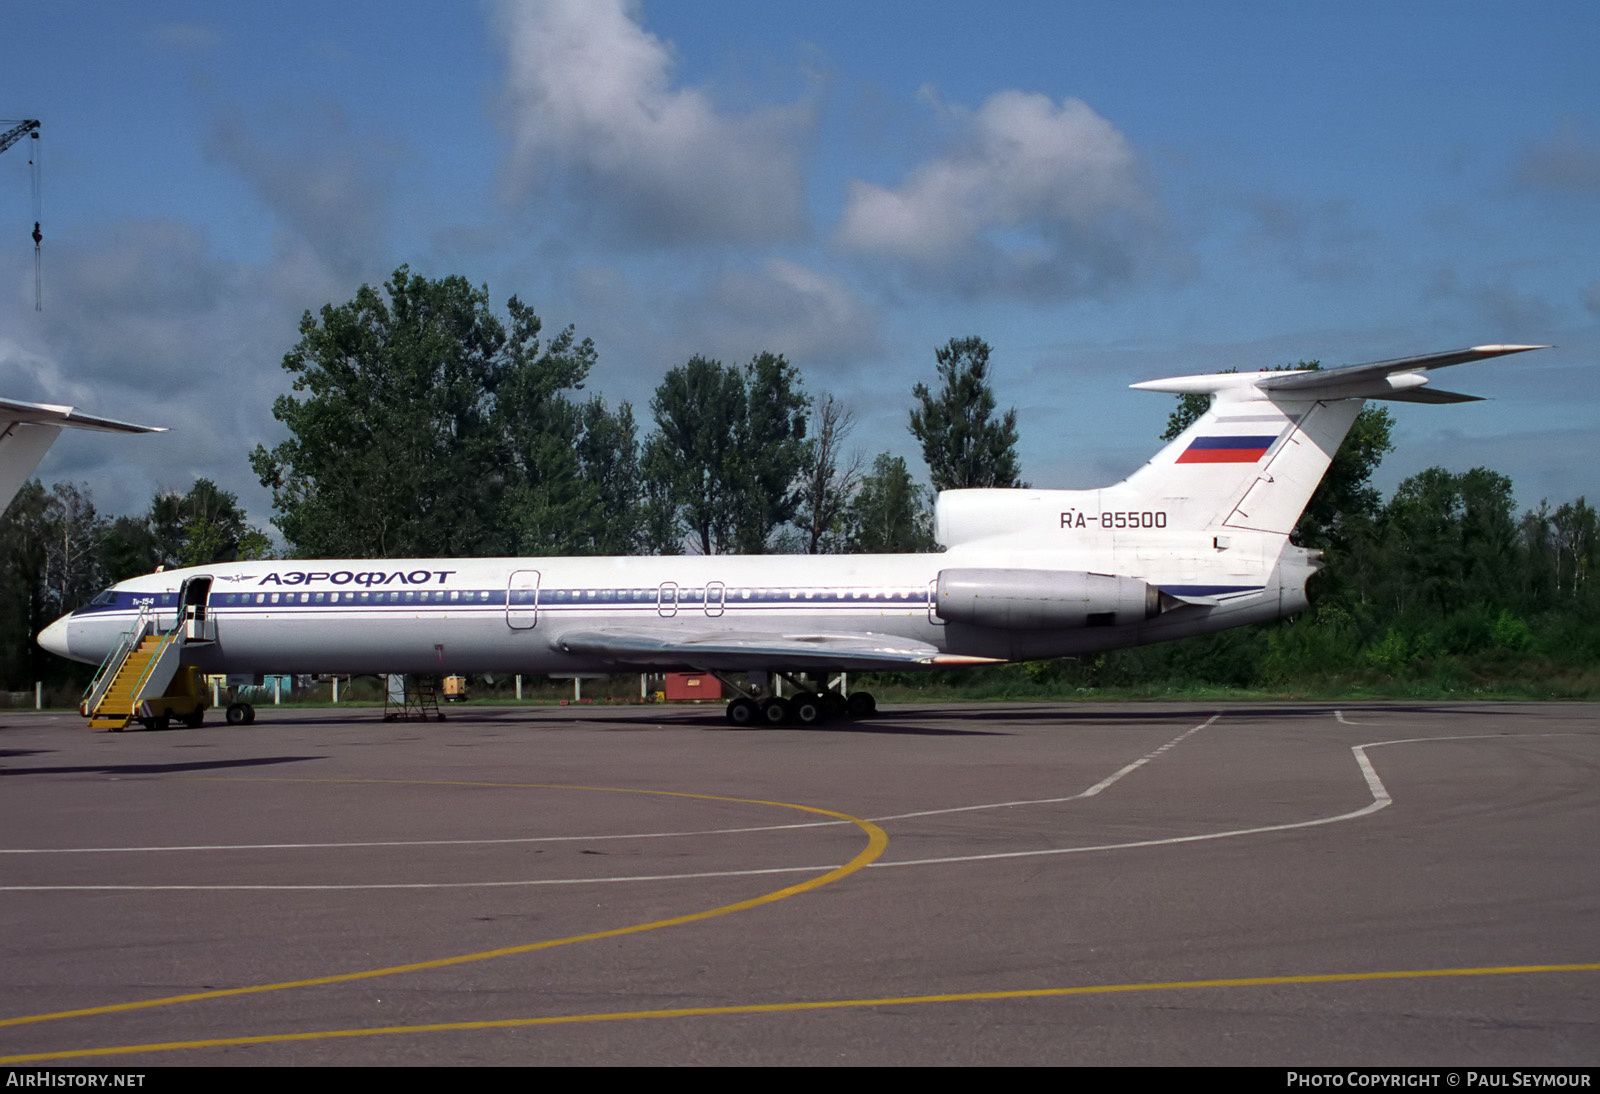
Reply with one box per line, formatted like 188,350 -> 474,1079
934,569 -> 1161,630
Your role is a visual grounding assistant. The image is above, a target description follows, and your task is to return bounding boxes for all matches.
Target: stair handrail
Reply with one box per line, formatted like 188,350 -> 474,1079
121,628 -> 181,714
80,606 -> 156,715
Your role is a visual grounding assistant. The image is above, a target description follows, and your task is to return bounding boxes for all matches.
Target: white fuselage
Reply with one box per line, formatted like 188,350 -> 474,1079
40,545 -> 1310,677
50,344 -> 1535,683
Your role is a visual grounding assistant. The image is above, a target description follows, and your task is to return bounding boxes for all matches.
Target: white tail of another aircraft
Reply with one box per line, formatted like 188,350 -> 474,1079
0,398 -> 163,512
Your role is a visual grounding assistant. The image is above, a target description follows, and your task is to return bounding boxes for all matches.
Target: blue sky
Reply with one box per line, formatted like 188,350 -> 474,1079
1,1 -> 1595,531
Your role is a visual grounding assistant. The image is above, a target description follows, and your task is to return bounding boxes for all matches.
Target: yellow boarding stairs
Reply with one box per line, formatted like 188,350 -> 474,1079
81,608 -> 207,731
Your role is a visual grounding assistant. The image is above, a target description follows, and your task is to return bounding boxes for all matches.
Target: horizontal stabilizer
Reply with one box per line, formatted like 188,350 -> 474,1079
1257,344 -> 1546,393
0,397 -> 164,433
1375,387 -> 1482,404
1132,344 -> 1548,402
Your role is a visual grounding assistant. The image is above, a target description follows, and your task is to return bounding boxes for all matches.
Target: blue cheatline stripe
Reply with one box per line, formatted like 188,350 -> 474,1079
72,588 -> 941,617
1160,584 -> 1262,596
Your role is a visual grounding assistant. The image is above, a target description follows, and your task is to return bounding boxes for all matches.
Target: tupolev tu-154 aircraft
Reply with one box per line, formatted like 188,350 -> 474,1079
39,344 -> 1545,727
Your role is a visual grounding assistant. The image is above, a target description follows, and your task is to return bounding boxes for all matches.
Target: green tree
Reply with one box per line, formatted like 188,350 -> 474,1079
910,336 -> 1022,491
643,353 -> 810,554
100,515 -> 162,583
794,394 -> 860,554
250,266 -> 598,558
1548,497 -> 1596,602
503,399 -> 643,558
0,481 -> 110,687
40,482 -> 110,617
730,352 -> 811,553
149,479 -> 272,569
569,399 -> 647,556
1377,467 -> 1520,618
643,356 -> 747,555
0,482 -> 54,686
847,453 -> 935,553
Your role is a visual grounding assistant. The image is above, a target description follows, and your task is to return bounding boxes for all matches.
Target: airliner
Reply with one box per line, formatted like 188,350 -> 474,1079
37,345 -> 1544,726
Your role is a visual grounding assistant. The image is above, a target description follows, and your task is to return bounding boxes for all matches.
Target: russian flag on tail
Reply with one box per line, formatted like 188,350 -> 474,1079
1176,435 -> 1277,464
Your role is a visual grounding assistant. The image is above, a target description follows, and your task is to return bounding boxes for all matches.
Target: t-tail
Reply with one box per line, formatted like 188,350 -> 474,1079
931,345 -> 1546,650
0,398 -> 163,511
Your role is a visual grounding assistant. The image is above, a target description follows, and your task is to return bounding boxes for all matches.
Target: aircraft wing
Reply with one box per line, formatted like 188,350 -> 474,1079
550,628 -> 1001,672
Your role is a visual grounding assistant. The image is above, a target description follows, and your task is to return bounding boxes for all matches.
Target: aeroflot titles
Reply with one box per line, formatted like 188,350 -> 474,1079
257,569 -> 459,587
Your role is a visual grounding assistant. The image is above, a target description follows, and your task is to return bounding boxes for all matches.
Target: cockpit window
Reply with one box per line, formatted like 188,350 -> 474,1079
90,590 -> 116,607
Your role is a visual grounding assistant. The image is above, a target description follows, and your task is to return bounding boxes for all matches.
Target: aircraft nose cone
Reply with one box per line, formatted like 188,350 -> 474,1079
37,616 -> 72,660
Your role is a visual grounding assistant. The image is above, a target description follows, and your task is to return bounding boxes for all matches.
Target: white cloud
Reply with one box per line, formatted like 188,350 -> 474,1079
205,105 -> 400,281
546,257 -> 881,402
495,0 -> 810,247
1517,124 -> 1600,197
701,259 -> 880,368
835,91 -> 1166,298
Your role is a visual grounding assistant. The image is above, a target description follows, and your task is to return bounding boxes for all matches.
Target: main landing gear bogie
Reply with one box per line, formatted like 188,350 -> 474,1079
225,702 -> 257,726
724,689 -> 877,727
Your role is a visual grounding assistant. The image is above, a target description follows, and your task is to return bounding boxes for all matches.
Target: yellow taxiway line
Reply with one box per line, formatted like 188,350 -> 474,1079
5,963 -> 1596,1063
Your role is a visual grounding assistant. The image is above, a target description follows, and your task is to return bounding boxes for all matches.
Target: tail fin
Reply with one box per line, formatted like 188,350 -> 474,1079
935,345 -> 1545,550
0,399 -> 164,513
1118,375 -> 1358,535
1122,344 -> 1546,534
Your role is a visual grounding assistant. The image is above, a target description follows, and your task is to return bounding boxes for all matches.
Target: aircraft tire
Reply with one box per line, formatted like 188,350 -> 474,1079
226,703 -> 248,726
792,695 -> 827,726
726,697 -> 759,726
760,697 -> 792,726
243,704 -> 256,725
846,691 -> 877,717
822,691 -> 848,718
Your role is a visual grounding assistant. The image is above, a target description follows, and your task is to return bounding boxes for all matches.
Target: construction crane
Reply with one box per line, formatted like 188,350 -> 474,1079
0,119 -> 39,156
0,119 -> 40,310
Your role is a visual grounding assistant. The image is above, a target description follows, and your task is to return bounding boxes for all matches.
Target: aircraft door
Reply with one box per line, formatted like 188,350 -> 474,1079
179,576 -> 214,641
705,581 -> 725,618
507,569 -> 540,630
657,582 -> 678,618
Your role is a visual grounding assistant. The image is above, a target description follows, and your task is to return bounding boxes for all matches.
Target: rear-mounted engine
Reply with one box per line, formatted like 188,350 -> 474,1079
934,569 -> 1162,629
